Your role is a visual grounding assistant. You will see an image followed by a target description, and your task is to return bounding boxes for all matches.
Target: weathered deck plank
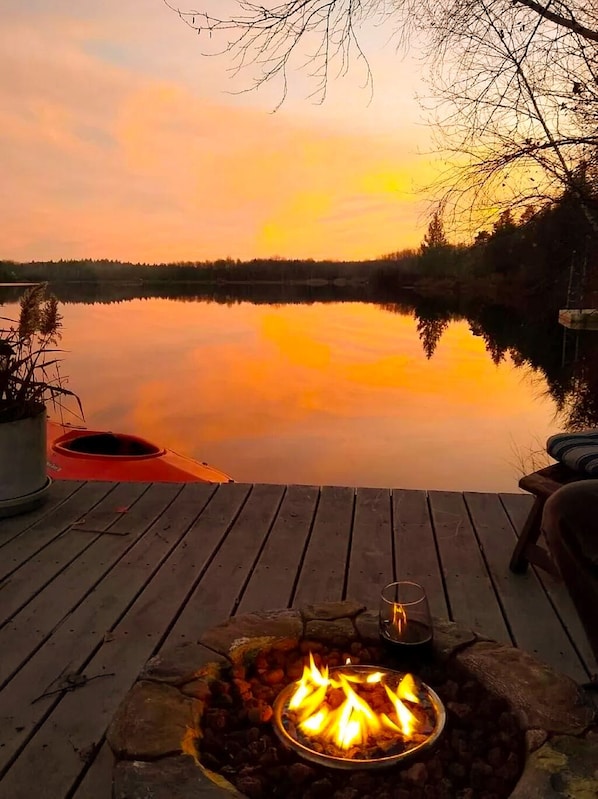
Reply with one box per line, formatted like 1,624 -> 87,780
0,484 -> 262,799
500,492 -> 598,674
71,742 -> 114,799
0,481 -> 115,586
0,483 -> 187,688
465,491 -> 588,681
393,489 -> 448,618
0,482 -> 149,630
237,484 -> 319,614
345,487 -> 393,608
0,481 -> 595,799
428,490 -> 511,643
0,480 -> 83,549
165,483 -> 285,643
293,485 -> 355,605
0,483 -> 207,779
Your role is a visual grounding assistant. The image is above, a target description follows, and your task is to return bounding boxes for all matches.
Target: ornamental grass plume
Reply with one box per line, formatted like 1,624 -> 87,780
0,284 -> 82,423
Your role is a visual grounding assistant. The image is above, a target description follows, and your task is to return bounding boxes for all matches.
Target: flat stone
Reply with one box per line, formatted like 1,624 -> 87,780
510,735 -> 598,799
113,756 -> 242,798
430,618 -> 477,661
301,601 -> 366,622
456,642 -> 594,734
200,609 -> 302,657
140,642 -> 226,685
353,610 -> 380,643
304,618 -> 357,646
228,635 -> 299,667
107,681 -> 201,760
525,729 -> 549,753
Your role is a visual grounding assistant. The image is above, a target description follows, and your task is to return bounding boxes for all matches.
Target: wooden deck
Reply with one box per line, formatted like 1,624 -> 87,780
0,480 -> 595,799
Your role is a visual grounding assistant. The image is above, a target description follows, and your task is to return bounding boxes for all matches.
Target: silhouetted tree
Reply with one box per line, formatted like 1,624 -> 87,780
493,210 -> 516,235
417,315 -> 450,358
421,211 -> 448,251
412,296 -> 455,357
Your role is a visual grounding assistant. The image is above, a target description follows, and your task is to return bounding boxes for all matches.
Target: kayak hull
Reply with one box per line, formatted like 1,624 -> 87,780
46,422 -> 232,484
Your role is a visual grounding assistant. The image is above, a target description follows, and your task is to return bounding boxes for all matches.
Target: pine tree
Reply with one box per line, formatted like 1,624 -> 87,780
421,211 -> 448,252
493,209 -> 516,234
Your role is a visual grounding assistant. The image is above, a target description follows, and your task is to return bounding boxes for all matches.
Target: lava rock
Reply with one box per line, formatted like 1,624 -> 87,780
332,788 -> 359,799
288,762 -> 316,784
309,778 -> 334,798
235,775 -> 264,798
404,762 -> 429,786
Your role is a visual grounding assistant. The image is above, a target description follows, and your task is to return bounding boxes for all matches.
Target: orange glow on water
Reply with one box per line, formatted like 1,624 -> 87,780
25,297 -> 561,492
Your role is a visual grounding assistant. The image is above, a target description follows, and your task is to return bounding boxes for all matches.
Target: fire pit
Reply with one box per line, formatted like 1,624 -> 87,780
199,635 -> 522,797
108,602 -> 597,799
272,658 -> 445,769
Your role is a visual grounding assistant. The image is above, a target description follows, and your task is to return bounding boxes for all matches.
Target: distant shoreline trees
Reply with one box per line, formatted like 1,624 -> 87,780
2,177 -> 595,304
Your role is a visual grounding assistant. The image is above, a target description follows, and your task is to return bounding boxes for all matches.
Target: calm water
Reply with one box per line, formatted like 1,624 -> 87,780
3,295 -> 570,491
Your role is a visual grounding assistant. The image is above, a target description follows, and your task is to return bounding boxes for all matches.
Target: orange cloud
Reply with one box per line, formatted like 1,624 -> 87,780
1,5 -> 435,262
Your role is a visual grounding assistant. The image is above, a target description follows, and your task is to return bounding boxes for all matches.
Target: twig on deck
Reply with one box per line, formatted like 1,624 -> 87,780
32,671 -> 115,703
70,527 -> 129,536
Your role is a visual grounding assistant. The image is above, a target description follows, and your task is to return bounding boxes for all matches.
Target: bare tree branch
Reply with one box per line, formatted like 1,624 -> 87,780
514,0 -> 598,43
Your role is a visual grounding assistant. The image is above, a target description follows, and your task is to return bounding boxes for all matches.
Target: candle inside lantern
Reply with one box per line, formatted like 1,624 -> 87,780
379,582 -> 433,651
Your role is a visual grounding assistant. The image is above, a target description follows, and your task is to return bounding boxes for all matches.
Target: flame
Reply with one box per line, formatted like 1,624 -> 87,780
382,684 -> 419,737
287,655 -> 422,751
397,673 -> 419,703
393,603 -> 407,635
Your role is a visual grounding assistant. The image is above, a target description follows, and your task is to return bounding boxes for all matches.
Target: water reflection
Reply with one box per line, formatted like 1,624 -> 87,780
1,283 -> 591,491
399,292 -> 598,432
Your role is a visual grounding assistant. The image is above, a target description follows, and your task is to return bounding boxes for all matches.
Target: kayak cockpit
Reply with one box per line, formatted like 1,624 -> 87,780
55,432 -> 163,458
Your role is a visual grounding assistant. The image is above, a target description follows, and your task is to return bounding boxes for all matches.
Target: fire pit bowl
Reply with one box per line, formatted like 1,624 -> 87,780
273,663 -> 446,770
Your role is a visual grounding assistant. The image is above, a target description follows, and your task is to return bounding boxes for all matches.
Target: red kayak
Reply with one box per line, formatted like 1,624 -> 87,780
46,421 -> 232,484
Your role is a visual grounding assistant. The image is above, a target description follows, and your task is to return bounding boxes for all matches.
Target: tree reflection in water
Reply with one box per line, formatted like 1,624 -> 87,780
2,281 -> 596,432
398,295 -> 598,432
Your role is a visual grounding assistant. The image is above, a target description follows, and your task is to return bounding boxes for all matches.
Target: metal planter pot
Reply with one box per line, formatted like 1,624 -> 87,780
0,408 -> 51,518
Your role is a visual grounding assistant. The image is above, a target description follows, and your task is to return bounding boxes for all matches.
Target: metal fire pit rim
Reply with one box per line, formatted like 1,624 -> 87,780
271,664 -> 446,771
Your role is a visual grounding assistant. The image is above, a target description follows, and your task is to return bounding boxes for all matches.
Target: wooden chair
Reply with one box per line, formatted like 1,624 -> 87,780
509,462 -> 587,578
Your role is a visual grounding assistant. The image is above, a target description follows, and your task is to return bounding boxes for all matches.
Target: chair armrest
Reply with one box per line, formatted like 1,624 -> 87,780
519,463 -> 583,499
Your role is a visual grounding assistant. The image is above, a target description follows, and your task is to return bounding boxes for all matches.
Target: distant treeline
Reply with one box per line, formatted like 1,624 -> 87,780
2,180 -> 596,307
0,257 -> 395,287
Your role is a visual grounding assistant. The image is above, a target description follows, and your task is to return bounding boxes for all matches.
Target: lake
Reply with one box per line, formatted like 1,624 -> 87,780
2,289 -> 586,491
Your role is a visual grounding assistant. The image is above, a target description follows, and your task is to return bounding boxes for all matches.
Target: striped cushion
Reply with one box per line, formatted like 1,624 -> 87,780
547,430 -> 598,475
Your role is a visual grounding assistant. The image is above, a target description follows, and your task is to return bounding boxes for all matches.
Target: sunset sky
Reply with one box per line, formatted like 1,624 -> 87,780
2,0 -> 437,263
